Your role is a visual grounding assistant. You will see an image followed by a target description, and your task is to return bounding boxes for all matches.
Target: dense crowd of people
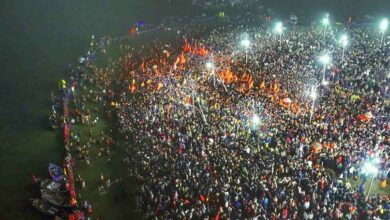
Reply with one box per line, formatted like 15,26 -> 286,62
113,19 -> 390,219
60,12 -> 390,219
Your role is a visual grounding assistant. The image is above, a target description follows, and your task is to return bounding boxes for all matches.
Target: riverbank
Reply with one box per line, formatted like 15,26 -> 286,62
0,1 -> 205,219
49,15 -> 219,218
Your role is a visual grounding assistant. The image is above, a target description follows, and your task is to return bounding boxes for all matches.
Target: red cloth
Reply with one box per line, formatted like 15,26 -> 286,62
215,211 -> 221,220
357,114 -> 367,121
337,156 -> 343,164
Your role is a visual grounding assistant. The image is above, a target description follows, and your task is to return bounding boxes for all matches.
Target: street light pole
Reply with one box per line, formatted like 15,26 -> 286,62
366,175 -> 376,201
362,158 -> 380,201
275,22 -> 283,47
381,31 -> 385,47
309,84 -> 317,123
319,54 -> 331,84
279,33 -> 282,47
322,15 -> 330,38
241,38 -> 250,64
340,34 -> 348,61
380,18 -> 388,48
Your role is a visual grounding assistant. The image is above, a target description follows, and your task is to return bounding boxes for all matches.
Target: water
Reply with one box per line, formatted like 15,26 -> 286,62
0,1 -> 193,219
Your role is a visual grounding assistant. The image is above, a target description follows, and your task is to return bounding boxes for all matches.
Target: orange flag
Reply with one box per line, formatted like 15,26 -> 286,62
129,85 -> 136,93
260,81 -> 266,92
248,75 -> 254,90
140,60 -> 146,73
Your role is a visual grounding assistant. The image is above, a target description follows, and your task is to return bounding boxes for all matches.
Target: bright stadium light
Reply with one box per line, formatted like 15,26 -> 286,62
241,38 -> 251,63
380,18 -> 388,47
206,62 -> 213,69
319,54 -> 331,83
362,157 -> 380,201
274,21 -> 284,47
380,18 -> 389,32
321,14 -> 330,38
362,161 -> 379,176
319,54 -> 331,65
241,38 -> 251,48
308,83 -> 319,123
340,34 -> 348,47
274,21 -> 283,34
309,87 -> 317,100
322,17 -> 330,26
251,114 -> 260,125
339,34 -> 348,60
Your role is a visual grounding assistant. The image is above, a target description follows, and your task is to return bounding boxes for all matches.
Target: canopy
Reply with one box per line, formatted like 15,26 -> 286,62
136,21 -> 145,27
48,163 -> 64,182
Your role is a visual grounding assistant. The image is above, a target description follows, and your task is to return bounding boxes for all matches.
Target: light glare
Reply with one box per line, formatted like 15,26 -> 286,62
241,39 -> 251,48
340,34 -> 348,47
380,18 -> 388,32
319,54 -> 331,65
322,17 -> 329,26
251,114 -> 260,125
275,22 -> 283,34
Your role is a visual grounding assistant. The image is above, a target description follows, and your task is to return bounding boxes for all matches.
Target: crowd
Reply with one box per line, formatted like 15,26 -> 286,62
57,11 -> 390,219
113,18 -> 390,219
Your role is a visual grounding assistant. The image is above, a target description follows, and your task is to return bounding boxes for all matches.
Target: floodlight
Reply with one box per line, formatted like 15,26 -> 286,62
322,17 -> 330,26
251,114 -> 260,125
319,54 -> 331,65
362,160 -> 379,176
380,18 -> 388,32
275,22 -> 283,34
340,34 -> 348,47
241,39 -> 251,48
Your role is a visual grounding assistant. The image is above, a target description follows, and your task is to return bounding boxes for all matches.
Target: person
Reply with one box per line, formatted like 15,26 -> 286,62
63,12 -> 390,219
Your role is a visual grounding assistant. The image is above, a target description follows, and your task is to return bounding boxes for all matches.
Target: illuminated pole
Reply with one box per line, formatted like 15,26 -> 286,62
206,60 -> 228,92
241,39 -> 250,63
205,61 -> 214,86
190,79 -> 207,124
366,175 -> 376,201
380,18 -> 388,47
339,34 -> 348,61
251,114 -> 260,126
319,54 -> 331,84
322,14 -> 330,38
206,53 -> 217,87
275,22 -> 283,47
250,114 -> 261,147
309,84 -> 317,123
362,159 -> 379,201
211,54 -> 216,87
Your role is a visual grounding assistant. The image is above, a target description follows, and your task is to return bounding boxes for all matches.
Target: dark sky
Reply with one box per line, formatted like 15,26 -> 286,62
259,0 -> 389,18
